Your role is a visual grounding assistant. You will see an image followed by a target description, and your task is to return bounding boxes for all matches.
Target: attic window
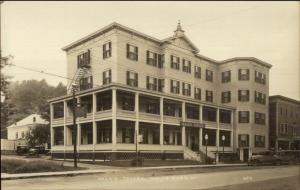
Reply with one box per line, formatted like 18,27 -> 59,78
33,117 -> 36,122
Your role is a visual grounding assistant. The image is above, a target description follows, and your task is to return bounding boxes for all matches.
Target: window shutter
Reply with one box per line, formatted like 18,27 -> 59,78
228,91 -> 231,102
177,81 -> 180,93
238,69 -> 241,80
146,51 -> 149,64
126,71 -> 130,85
154,53 -> 157,66
109,70 -> 112,83
87,50 -> 90,65
135,46 -> 138,61
90,76 -> 93,88
135,73 -> 138,86
170,80 -> 173,93
126,44 -> 130,58
158,54 -> 161,68
146,76 -> 149,89
103,71 -> 105,84
103,44 -> 106,58
182,82 -> 185,94
109,42 -> 112,57
154,78 -> 157,90
77,55 -> 80,68
247,90 -> 250,101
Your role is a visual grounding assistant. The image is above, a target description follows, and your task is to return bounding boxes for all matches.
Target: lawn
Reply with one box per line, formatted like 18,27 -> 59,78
81,159 -> 203,167
1,157 -> 84,174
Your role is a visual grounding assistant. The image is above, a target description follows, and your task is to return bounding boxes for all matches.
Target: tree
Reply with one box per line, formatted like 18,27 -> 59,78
25,124 -> 50,147
8,79 -> 66,124
1,56 -> 14,138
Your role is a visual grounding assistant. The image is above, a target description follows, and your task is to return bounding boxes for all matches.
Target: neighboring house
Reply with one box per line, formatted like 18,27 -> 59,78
269,95 -> 300,151
7,114 -> 49,147
49,22 -> 271,162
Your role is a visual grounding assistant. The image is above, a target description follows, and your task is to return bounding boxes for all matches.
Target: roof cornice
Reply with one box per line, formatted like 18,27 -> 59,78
269,95 -> 300,105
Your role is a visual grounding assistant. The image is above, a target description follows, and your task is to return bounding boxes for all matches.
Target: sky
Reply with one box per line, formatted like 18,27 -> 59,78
2,1 -> 300,100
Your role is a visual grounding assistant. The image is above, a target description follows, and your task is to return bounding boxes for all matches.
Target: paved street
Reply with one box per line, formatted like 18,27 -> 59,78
2,165 -> 299,190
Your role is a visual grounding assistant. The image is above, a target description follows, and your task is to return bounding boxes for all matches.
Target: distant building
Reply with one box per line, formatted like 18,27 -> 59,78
269,95 -> 300,151
7,114 -> 49,146
49,22 -> 271,162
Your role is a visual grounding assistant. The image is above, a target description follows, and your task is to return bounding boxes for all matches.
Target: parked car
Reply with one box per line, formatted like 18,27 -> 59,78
16,145 -> 30,155
277,150 -> 300,165
248,151 -> 282,166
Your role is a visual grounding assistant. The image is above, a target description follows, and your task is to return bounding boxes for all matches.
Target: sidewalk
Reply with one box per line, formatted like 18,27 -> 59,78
1,163 -> 247,180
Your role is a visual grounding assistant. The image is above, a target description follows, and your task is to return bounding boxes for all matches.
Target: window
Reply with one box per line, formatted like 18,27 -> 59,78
222,71 -> 231,83
53,102 -> 64,119
194,66 -> 201,79
206,69 -> 213,82
280,123 -> 288,134
170,80 -> 180,94
238,134 -> 249,147
103,70 -> 111,85
146,52 -> 164,68
255,91 -> 266,104
15,132 -> 18,139
220,110 -> 231,124
238,90 -> 249,101
219,130 -> 231,147
238,68 -> 249,80
203,106 -> 217,122
146,102 -> 159,114
182,59 -> 191,73
194,87 -> 201,100
202,128 -> 216,146
146,76 -> 158,91
182,82 -> 191,96
255,71 -> 266,84
206,90 -> 213,102
103,42 -> 112,59
77,50 -> 91,68
239,111 -> 249,123
126,44 -> 138,61
126,71 -> 138,87
158,79 -> 164,92
170,55 -> 180,70
164,102 -> 182,117
255,112 -> 266,125
221,91 -> 231,103
186,105 -> 199,119
146,51 -> 157,66
97,123 -> 112,143
254,135 -> 265,147
21,132 -> 25,139
79,76 -> 93,90
33,117 -> 36,122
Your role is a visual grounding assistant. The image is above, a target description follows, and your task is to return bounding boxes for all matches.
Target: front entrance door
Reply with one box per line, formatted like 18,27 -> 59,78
243,148 -> 249,162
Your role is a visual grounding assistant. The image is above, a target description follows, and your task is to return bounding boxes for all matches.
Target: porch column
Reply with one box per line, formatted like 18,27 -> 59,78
50,103 -> 54,148
216,108 -> 220,148
231,110 -> 234,149
92,93 -> 97,147
63,101 -> 67,157
135,92 -> 139,144
160,97 -> 164,146
77,123 -> 81,154
112,88 -> 117,145
199,105 -> 203,149
216,108 -> 220,163
182,101 -> 186,146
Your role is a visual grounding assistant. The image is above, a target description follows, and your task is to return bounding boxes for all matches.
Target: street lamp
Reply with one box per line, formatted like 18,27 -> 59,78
205,134 -> 208,164
222,135 -> 226,162
71,83 -> 78,168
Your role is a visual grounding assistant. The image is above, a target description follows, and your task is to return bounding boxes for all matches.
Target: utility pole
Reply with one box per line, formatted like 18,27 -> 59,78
72,84 -> 78,168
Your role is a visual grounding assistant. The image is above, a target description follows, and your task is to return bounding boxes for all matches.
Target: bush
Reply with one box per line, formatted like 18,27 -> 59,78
1,158 -> 74,173
131,157 -> 144,167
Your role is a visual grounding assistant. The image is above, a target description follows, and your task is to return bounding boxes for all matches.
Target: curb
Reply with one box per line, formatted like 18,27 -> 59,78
1,163 -> 247,180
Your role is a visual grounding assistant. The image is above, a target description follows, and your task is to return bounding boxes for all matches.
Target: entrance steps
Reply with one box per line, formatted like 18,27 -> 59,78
183,147 -> 201,161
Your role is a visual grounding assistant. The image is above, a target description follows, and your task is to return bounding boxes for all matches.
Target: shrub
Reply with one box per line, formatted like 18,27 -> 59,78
1,158 -> 74,173
131,157 -> 144,167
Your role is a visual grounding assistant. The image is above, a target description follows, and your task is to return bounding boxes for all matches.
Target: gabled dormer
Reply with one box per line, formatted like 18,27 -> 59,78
162,21 -> 200,54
